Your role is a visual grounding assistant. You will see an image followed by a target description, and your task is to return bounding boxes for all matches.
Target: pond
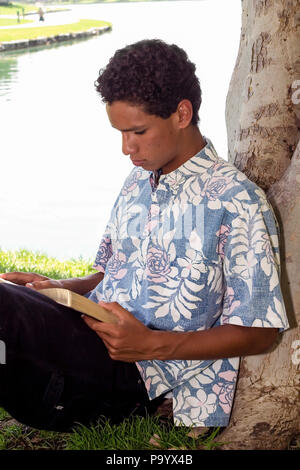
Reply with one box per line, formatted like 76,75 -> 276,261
0,0 -> 241,260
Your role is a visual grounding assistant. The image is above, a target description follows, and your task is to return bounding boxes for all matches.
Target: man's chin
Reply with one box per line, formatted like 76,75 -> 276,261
131,159 -> 146,167
132,160 -> 154,170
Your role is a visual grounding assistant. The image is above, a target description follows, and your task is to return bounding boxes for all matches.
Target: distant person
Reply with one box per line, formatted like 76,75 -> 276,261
38,7 -> 44,22
0,39 -> 289,433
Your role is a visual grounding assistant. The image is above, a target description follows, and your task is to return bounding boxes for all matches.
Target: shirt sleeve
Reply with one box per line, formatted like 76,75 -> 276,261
221,193 -> 289,332
92,188 -> 121,273
93,224 -> 114,274
92,167 -> 142,273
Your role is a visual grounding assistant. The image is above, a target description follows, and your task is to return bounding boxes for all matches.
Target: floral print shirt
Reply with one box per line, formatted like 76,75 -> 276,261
89,138 -> 289,427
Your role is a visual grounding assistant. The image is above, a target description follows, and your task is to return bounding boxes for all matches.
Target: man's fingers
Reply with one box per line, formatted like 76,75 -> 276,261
98,301 -> 124,312
0,272 -> 47,285
82,314 -> 115,334
25,281 -> 46,290
81,317 -> 114,352
0,273 -> 63,291
98,301 -> 135,322
25,279 -> 63,291
0,271 -> 25,284
81,315 -> 99,329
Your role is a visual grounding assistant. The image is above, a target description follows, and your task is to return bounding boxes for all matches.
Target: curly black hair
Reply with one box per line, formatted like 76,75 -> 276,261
95,39 -> 201,126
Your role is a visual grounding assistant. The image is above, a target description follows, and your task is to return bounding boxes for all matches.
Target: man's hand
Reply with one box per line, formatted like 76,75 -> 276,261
0,271 -> 104,296
0,272 -> 64,290
82,301 -> 156,362
83,302 -> 279,363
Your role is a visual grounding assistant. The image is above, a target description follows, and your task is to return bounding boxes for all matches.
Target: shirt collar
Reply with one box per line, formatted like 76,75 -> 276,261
149,137 -> 220,190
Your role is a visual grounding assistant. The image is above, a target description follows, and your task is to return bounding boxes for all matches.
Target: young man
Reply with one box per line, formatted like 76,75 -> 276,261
0,40 -> 288,431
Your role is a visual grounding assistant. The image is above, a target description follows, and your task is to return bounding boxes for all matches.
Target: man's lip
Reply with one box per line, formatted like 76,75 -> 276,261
131,159 -> 146,165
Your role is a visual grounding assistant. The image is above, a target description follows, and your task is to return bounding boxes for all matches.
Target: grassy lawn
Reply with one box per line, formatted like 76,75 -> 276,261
0,248 -> 95,279
0,18 -> 33,26
0,248 -> 224,450
0,410 -> 222,451
0,2 -> 68,16
0,3 -> 38,16
0,19 -> 111,42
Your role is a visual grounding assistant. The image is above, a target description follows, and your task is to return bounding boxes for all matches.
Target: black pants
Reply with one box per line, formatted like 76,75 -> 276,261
0,284 -> 161,432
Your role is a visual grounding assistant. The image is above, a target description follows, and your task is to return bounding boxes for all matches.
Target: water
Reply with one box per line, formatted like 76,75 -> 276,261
0,0 -> 241,260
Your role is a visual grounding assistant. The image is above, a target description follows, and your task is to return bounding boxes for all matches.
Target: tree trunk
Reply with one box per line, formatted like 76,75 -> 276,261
219,0 -> 300,449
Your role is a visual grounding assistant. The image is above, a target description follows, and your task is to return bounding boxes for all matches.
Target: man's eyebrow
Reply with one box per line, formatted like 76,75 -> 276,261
112,125 -> 146,132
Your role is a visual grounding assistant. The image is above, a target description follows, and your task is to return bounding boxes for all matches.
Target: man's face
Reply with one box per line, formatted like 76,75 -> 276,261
106,100 -> 182,174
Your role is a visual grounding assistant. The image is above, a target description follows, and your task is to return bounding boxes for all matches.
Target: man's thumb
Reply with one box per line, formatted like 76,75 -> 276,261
25,281 -> 44,290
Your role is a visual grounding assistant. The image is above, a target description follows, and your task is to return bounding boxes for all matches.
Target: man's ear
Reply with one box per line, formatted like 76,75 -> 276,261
176,99 -> 193,128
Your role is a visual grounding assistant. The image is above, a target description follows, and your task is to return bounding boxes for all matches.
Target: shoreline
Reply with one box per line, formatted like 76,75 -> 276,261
24,8 -> 72,16
0,24 -> 112,52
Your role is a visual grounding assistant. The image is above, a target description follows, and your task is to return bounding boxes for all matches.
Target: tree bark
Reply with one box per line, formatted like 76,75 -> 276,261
219,0 -> 300,449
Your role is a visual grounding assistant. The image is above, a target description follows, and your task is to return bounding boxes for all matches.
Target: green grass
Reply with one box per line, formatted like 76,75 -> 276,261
0,408 -> 9,421
0,248 -> 225,450
66,416 -> 223,451
0,3 -> 38,16
0,2 -> 68,16
0,248 -> 95,279
0,421 -> 68,450
0,18 -> 111,42
0,414 -> 223,451
0,18 -> 33,25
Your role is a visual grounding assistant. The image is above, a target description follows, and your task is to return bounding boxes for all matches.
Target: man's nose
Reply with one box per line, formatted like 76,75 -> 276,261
122,133 -> 137,155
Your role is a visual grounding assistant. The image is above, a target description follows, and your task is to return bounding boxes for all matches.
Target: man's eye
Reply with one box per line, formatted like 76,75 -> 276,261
135,130 -> 146,135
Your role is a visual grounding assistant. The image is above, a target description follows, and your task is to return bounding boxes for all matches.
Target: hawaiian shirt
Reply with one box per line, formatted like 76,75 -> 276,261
89,138 -> 289,427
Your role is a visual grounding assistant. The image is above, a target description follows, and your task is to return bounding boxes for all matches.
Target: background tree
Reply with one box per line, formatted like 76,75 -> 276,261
219,0 -> 300,450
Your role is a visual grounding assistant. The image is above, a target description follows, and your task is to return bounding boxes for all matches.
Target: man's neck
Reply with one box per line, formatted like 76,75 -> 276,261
162,127 -> 206,175
186,127 -> 206,160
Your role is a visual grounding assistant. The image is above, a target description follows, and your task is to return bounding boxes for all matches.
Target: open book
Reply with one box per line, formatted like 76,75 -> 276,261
0,277 -> 117,323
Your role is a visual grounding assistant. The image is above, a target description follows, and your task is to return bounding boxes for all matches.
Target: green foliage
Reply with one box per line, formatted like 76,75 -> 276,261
0,18 -> 111,42
0,417 -> 68,450
0,3 -> 38,15
0,18 -> 33,25
66,415 -> 222,451
0,408 -> 10,420
0,407 -> 223,451
0,248 -> 94,279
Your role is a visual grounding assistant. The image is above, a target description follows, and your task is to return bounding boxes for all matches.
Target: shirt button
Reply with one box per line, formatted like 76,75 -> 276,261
137,379 -> 142,384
